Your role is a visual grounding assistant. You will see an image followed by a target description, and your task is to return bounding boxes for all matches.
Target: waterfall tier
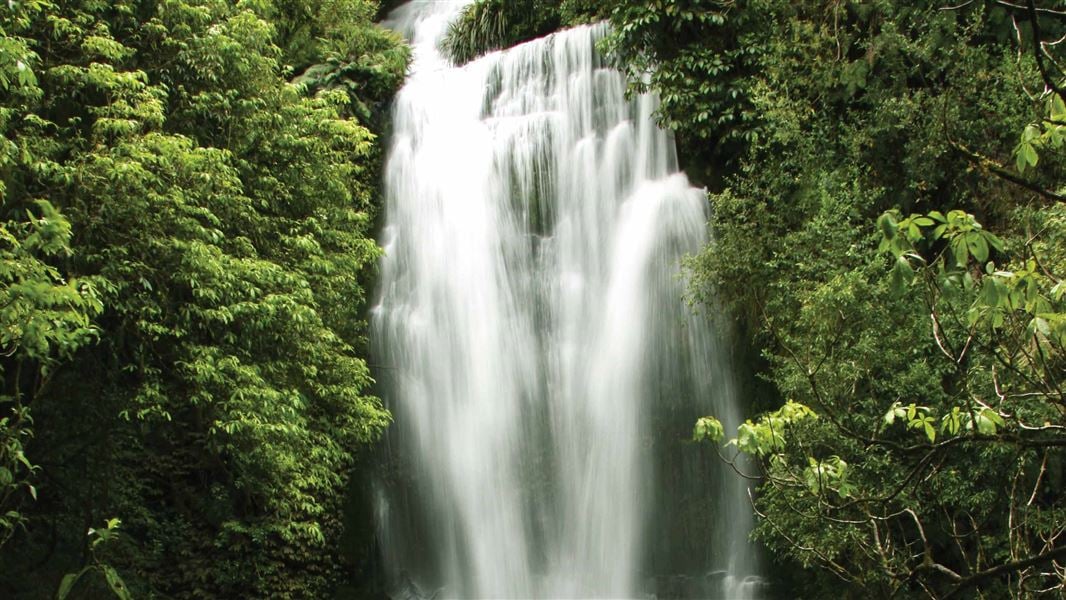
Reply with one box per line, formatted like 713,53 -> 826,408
372,2 -> 759,598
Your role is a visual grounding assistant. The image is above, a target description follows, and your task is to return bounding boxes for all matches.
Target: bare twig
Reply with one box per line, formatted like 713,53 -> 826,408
944,545 -> 1066,598
1026,0 -> 1066,102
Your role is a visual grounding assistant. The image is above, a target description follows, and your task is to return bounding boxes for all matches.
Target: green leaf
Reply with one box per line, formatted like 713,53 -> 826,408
952,238 -> 970,266
890,256 -> 914,293
877,212 -> 898,240
967,233 -> 989,263
1030,317 -> 1051,336
57,574 -> 78,600
103,566 -> 132,600
979,279 -> 999,307
940,408 -> 962,436
907,222 -> 921,241
974,409 -> 1004,435
56,568 -> 89,600
692,416 -> 724,443
735,422 -> 761,455
1022,142 -> 1038,168
984,232 -> 1004,252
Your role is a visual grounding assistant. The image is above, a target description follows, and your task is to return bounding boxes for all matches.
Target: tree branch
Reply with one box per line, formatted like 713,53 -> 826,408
949,141 -> 1066,202
995,0 -> 1066,19
1026,0 -> 1066,103
943,545 -> 1066,598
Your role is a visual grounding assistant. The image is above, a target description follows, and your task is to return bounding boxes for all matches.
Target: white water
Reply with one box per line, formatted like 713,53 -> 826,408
372,2 -> 759,598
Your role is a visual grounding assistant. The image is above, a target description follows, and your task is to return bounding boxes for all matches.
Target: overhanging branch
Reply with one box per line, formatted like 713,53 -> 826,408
949,141 -> 1066,203
943,544 -> 1066,598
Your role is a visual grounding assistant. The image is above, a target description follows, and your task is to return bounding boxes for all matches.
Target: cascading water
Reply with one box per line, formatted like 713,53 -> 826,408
372,2 -> 760,598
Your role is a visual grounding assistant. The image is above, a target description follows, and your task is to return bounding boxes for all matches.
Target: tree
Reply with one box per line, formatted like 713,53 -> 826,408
669,0 -> 1066,597
0,0 -> 407,596
0,0 -> 102,552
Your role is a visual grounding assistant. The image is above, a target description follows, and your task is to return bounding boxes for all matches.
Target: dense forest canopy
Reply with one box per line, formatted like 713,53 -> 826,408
629,1 -> 1066,598
1,0 -> 406,597
1,0 -> 1064,598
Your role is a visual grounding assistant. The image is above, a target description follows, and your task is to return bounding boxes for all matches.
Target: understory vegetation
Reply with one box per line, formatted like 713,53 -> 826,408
1,0 -> 406,597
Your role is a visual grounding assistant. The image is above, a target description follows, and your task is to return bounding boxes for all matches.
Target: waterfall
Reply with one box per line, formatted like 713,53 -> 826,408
371,2 -> 760,598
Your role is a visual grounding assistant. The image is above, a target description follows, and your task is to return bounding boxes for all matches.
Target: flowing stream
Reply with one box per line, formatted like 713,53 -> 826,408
372,2 -> 760,598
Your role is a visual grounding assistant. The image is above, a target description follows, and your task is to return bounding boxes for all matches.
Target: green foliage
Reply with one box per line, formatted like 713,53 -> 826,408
1,0 -> 104,550
0,200 -> 101,550
692,416 -> 724,444
291,28 -> 409,124
57,519 -> 131,600
1016,93 -> 1066,173
878,209 -> 1005,293
558,0 -> 607,26
603,0 -> 767,179
0,200 -> 101,369
674,0 -> 1066,596
440,0 -> 607,65
284,0 -> 409,125
441,0 -> 561,65
0,0 -> 408,596
731,401 -> 817,458
267,0 -> 381,69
